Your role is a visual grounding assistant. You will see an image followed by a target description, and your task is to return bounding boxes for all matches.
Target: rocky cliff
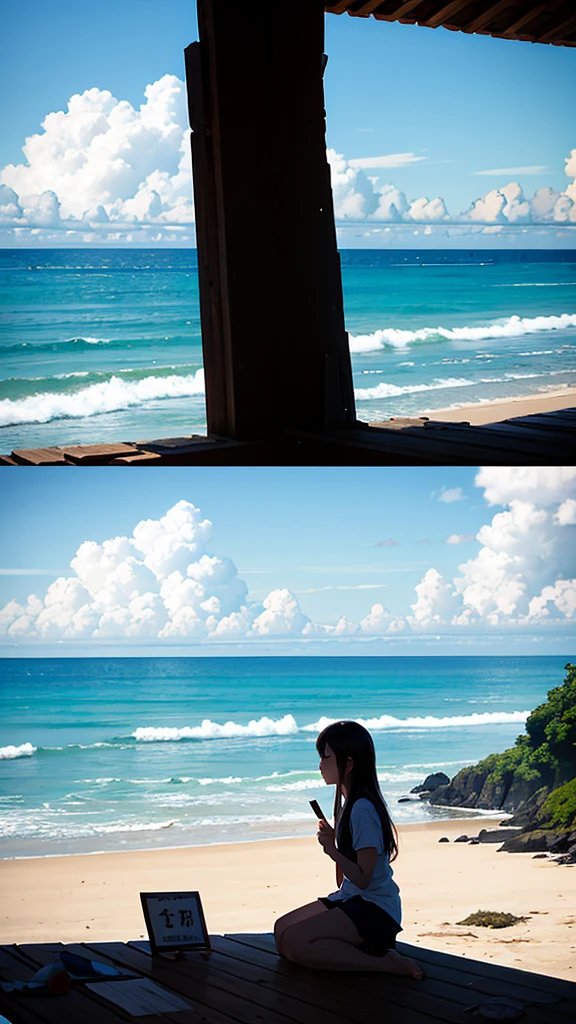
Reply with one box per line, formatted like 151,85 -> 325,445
425,663 -> 576,854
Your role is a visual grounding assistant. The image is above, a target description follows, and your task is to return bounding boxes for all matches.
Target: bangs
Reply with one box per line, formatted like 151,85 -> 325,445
315,730 -> 328,757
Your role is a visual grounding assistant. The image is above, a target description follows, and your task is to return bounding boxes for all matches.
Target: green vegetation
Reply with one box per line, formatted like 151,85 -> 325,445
536,778 -> 576,832
456,911 -> 527,929
468,663 -> 576,791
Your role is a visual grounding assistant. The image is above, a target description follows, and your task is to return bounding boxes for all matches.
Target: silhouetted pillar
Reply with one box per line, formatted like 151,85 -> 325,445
185,0 -> 356,440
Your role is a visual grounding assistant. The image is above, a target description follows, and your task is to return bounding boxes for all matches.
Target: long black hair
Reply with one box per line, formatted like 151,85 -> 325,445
316,720 -> 398,863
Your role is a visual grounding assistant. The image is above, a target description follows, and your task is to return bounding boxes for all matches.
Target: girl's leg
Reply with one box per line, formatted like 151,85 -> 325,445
282,908 -> 423,976
274,901 -> 328,956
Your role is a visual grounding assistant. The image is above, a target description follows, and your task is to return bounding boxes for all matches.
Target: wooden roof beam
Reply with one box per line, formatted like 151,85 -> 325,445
419,1 -> 470,30
500,3 -> 551,39
462,1 -> 520,35
538,11 -> 576,42
348,2 -> 387,17
373,0 -> 427,23
328,0 -> 357,14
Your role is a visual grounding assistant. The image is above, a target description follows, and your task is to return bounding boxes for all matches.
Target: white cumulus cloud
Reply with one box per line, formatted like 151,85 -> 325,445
0,502 -> 307,644
0,76 -> 194,244
411,467 -> 576,629
1,78 -> 574,245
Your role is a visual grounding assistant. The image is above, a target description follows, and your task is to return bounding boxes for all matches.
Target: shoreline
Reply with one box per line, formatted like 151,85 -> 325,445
418,387 -> 576,426
2,817 -> 574,979
0,808 -> 512,862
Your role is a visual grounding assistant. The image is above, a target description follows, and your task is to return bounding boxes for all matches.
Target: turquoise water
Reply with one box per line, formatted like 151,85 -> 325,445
0,655 -> 569,858
0,249 -> 575,449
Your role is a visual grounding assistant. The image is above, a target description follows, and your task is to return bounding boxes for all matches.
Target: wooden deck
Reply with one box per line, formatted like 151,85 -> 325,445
1,934 -> 575,1024
1,408 -> 575,466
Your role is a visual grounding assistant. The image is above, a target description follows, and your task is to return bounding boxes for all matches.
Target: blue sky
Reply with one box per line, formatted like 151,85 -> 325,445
1,2 -> 575,247
1,467 -> 574,656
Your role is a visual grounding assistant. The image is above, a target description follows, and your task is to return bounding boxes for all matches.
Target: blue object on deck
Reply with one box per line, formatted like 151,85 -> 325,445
59,951 -> 120,979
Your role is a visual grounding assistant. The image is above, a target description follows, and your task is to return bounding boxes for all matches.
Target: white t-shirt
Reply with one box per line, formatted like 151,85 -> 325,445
327,797 -> 401,925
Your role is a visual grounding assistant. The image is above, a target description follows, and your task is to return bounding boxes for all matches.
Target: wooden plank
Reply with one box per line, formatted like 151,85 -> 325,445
59,444 -> 141,465
228,932 -> 575,1001
380,422 -> 562,458
422,422 -> 565,457
209,935 -> 465,1024
327,425 -> 555,463
61,943 -> 223,1024
86,941 -> 306,1024
11,448 -> 68,466
132,435 -> 220,450
0,455 -> 18,465
473,421 -> 576,449
463,0 -> 518,34
504,414 -> 576,433
204,936 -> 443,1024
223,934 -> 575,1023
108,452 -> 163,465
397,941 -> 576,1000
123,938 -> 420,1024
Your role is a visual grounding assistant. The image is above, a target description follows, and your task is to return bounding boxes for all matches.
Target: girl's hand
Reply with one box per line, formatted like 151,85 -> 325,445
317,819 -> 336,857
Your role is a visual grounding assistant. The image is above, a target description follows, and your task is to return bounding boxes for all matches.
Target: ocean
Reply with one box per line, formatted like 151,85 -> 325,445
0,249 -> 575,450
0,655 -> 568,859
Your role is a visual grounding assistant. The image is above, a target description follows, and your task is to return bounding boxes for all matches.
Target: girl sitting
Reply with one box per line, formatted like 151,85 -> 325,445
274,720 -> 422,976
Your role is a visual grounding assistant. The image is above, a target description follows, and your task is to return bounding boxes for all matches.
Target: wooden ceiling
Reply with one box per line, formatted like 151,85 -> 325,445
324,2 -> 576,47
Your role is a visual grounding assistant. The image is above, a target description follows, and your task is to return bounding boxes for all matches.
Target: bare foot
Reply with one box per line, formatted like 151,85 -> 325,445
380,949 -> 424,978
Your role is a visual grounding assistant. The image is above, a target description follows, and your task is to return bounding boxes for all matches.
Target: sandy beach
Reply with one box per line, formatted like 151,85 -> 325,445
1,818 -> 574,980
419,387 -> 576,426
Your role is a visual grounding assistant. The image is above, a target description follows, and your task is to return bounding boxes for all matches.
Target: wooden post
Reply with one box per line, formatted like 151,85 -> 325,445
185,0 -> 356,440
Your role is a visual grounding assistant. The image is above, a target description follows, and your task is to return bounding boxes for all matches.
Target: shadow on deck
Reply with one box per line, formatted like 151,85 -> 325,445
2,408 -> 575,467
1,933 -> 575,1024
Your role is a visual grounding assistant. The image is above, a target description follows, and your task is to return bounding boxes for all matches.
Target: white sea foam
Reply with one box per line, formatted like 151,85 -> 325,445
264,770 -> 425,792
349,312 -> 576,353
132,714 -> 299,742
355,377 -> 474,400
131,710 -> 528,745
197,776 -> 243,786
302,711 -> 530,732
265,779 -> 324,792
354,369 -> 576,401
0,742 -> 37,760
0,370 -> 205,427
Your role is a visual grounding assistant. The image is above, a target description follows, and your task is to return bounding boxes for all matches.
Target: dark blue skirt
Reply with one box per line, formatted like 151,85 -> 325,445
318,895 -> 402,956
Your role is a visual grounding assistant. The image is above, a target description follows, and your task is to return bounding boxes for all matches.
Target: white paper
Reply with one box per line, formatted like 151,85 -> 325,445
85,978 -> 192,1016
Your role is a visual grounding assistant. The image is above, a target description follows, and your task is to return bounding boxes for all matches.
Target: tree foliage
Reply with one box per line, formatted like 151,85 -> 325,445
538,778 -> 576,831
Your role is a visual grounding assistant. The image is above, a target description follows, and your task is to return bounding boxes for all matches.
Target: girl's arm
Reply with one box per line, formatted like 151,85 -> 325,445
317,822 -> 378,890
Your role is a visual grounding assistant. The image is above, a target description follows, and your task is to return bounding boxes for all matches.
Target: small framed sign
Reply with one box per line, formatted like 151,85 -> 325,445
140,891 -> 210,955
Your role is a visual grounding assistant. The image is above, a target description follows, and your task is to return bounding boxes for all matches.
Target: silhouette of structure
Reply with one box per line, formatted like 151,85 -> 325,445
3,1 -> 574,466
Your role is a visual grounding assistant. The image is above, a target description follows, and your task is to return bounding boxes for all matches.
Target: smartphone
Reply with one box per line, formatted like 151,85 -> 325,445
309,799 -> 327,821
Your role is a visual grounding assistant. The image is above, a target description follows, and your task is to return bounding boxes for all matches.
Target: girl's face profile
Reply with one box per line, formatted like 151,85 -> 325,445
319,742 -> 339,786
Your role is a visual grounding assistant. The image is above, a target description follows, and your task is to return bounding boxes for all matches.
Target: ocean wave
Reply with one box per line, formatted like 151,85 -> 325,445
0,363 -> 204,403
349,312 -> 576,353
302,712 -> 530,732
0,334 -> 200,356
0,369 -> 206,427
132,714 -> 299,742
0,337 -> 113,355
355,377 -> 474,400
265,779 -> 325,792
0,742 -> 37,760
354,369 -> 575,401
264,769 -> 425,792
493,282 -> 575,288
